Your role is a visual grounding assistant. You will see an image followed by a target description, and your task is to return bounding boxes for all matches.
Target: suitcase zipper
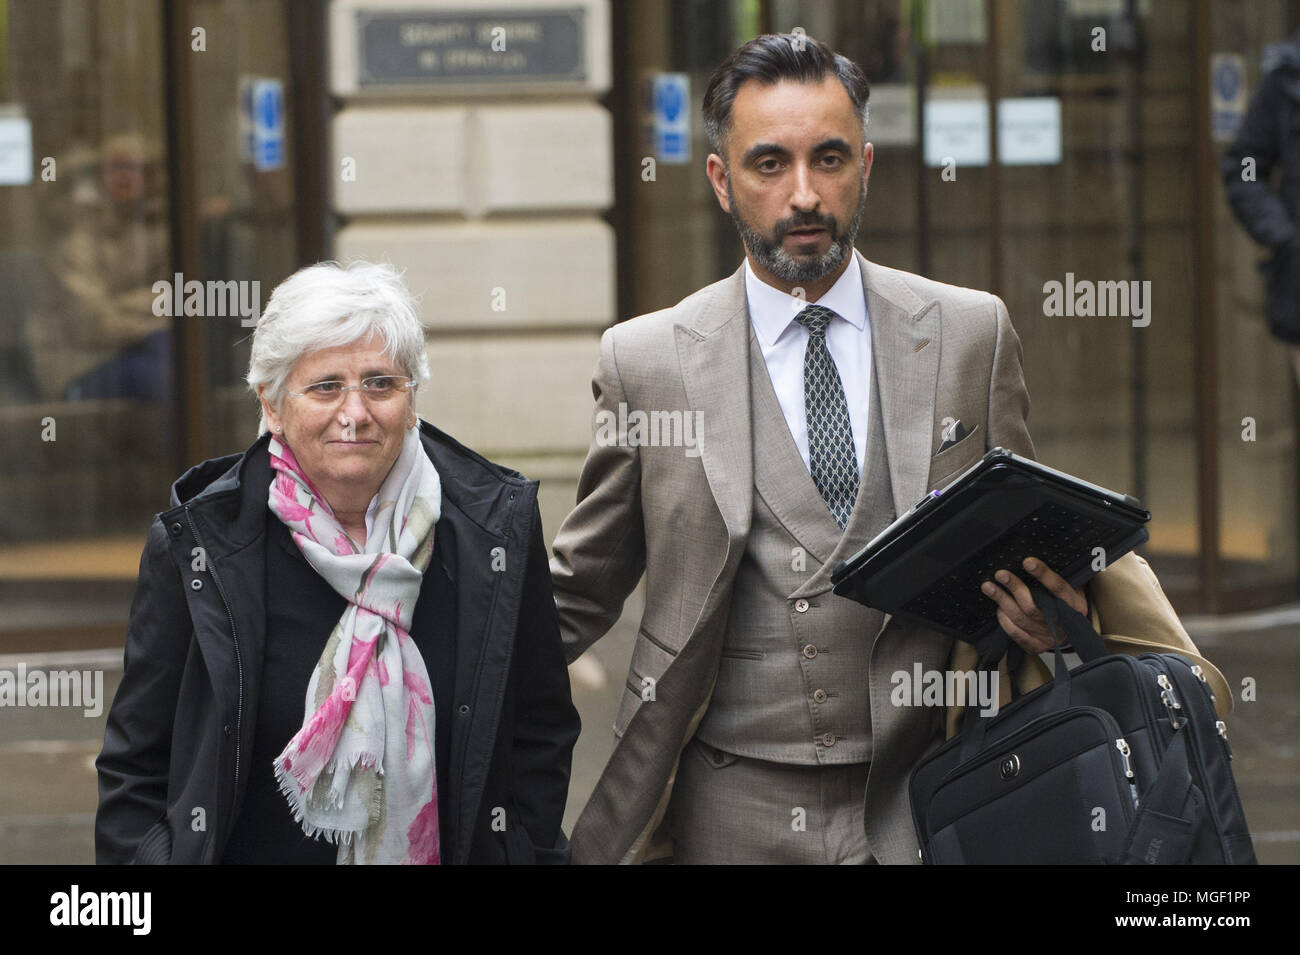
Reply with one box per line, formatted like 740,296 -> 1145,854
1186,664 -> 1233,759
1215,720 -> 1233,759
1189,664 -> 1216,706
1116,738 -> 1139,808
1156,673 -> 1185,729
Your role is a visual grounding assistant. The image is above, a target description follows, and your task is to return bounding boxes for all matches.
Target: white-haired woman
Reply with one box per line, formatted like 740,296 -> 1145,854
95,261 -> 579,864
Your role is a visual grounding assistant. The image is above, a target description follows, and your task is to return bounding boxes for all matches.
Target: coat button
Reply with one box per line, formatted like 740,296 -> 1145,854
813,688 -> 828,703
169,522 -> 183,537
457,704 -> 470,716
794,598 -> 810,613
822,733 -> 836,747
190,579 -> 203,591
802,644 -> 818,659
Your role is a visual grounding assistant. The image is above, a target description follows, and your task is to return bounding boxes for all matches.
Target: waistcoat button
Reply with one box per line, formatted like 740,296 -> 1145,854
802,644 -> 818,659
794,598 -> 810,613
822,733 -> 836,747
813,688 -> 828,703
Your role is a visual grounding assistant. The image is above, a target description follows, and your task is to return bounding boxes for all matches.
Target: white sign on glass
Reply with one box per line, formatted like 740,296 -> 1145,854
0,113 -> 33,186
998,98 -> 1062,165
924,100 -> 989,167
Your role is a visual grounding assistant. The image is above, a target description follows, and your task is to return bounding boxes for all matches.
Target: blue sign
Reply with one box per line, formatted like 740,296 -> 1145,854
655,79 -> 684,122
1213,60 -> 1240,101
251,79 -> 285,171
1209,54 -> 1246,143
652,73 -> 690,165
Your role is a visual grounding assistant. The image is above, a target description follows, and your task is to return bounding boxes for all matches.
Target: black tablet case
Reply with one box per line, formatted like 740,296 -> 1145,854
830,448 -> 1150,642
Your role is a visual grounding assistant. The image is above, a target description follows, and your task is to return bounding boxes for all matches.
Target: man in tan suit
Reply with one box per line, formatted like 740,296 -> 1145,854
550,34 -> 1229,864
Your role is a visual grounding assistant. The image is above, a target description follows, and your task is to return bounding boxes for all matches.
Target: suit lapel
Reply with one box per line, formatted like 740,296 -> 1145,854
675,265 -> 753,546
860,252 -> 941,521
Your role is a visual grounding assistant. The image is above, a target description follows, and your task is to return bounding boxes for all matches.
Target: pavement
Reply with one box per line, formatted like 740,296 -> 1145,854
0,588 -> 1294,864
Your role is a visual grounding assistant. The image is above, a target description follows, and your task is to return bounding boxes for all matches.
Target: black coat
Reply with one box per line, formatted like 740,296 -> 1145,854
1222,30 -> 1300,342
95,421 -> 580,864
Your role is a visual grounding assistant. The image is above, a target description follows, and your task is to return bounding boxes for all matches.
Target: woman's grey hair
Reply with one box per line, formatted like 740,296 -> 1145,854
246,260 -> 429,431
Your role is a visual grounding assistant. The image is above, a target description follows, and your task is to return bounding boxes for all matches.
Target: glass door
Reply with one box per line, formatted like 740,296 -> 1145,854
183,0 -> 302,460
0,0 -> 174,651
0,0 -> 314,652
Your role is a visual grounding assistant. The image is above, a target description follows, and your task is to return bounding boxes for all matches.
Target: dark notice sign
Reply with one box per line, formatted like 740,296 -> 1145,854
356,8 -> 586,87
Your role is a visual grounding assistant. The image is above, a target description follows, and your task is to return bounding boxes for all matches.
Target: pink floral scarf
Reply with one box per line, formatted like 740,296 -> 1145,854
267,428 -> 442,864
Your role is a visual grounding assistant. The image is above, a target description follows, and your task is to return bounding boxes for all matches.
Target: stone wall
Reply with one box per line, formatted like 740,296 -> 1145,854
328,0 -> 614,545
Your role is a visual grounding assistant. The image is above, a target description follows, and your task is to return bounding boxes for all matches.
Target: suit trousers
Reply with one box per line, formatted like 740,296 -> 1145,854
668,737 -> 874,864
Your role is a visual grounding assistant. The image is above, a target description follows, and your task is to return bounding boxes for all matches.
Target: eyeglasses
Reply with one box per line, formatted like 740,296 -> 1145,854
285,375 -> 417,405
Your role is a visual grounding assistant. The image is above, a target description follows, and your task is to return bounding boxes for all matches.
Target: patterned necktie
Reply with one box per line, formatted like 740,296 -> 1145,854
795,304 -> 859,528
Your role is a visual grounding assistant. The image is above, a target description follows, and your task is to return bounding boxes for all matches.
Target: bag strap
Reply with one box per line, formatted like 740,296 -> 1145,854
957,586 -> 1102,759
1031,583 -> 1109,661
1120,731 -> 1204,864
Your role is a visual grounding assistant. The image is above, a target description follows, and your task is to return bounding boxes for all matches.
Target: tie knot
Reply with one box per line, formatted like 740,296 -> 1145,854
795,305 -> 837,337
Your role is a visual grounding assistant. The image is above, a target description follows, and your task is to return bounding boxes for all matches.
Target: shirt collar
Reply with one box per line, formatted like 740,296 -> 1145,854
745,252 -> 866,348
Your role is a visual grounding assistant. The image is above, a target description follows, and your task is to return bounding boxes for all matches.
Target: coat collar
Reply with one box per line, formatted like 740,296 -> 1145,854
167,420 -> 533,553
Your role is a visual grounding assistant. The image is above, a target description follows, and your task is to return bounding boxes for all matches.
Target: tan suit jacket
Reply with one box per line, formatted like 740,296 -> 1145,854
549,251 -> 1229,864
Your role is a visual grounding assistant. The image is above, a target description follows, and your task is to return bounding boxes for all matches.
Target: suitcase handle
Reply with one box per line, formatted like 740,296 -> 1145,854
959,586 -> 1106,760
971,581 -> 1107,663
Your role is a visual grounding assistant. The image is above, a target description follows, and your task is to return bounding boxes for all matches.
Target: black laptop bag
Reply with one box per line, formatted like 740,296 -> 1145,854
910,587 -> 1256,864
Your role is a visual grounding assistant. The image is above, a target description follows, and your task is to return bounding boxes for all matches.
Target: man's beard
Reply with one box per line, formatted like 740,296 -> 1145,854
726,173 -> 867,283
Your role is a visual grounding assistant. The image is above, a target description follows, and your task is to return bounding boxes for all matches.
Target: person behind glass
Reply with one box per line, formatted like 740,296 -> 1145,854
1221,28 -> 1300,374
27,132 -> 172,404
95,261 -> 579,864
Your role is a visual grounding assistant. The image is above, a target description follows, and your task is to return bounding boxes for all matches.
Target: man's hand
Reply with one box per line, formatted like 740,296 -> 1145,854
980,556 -> 1089,654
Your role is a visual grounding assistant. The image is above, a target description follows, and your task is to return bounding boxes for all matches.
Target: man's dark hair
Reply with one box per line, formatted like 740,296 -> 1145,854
702,33 -> 871,161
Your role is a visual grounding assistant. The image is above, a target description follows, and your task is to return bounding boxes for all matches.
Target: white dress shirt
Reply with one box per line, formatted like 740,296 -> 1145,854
744,255 -> 872,474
